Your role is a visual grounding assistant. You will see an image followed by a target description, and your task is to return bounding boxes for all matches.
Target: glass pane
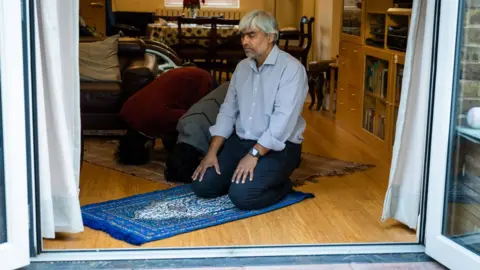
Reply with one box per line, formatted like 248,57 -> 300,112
363,55 -> 388,140
365,13 -> 385,48
0,54 -> 6,244
443,0 -> 480,256
386,15 -> 409,52
342,0 -> 362,36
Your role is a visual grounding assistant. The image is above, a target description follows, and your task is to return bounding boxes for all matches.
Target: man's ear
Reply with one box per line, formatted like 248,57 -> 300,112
268,33 -> 275,44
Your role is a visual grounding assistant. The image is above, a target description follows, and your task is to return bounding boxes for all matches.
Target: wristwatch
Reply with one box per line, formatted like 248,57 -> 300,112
248,147 -> 261,158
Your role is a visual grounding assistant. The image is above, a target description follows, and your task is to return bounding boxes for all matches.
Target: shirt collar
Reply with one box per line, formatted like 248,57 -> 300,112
249,45 -> 280,72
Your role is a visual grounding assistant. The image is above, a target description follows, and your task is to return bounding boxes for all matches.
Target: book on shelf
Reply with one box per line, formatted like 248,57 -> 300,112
377,113 -> 386,139
366,65 -> 375,92
363,108 -> 375,133
381,69 -> 388,99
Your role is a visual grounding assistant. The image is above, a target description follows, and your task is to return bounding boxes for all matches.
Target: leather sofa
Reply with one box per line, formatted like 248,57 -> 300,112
79,37 -> 185,169
80,37 -> 160,131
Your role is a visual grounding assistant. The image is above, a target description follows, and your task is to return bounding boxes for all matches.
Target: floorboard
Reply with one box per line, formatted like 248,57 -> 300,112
43,106 -> 416,249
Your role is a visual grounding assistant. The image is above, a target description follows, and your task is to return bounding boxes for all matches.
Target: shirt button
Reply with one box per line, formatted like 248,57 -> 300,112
253,103 -> 255,106
249,117 -> 252,120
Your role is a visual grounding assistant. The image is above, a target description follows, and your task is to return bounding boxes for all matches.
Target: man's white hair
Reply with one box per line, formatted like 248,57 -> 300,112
239,10 -> 279,42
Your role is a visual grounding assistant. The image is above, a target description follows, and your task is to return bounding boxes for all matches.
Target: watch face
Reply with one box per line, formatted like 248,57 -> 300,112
250,148 -> 259,157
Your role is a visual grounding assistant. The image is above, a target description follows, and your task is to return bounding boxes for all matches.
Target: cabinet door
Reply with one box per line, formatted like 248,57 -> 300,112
348,44 -> 364,89
347,85 -> 361,131
336,78 -> 349,125
337,55 -> 349,104
361,47 -> 393,150
339,42 -> 363,89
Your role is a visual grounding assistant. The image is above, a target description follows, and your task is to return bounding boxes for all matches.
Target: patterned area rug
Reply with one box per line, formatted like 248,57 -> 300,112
83,137 -> 375,186
81,184 -> 314,245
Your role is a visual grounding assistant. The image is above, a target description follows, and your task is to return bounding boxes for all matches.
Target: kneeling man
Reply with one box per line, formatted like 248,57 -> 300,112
191,10 -> 308,210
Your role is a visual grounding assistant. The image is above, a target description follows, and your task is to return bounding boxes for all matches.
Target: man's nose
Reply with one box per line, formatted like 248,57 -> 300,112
241,37 -> 249,46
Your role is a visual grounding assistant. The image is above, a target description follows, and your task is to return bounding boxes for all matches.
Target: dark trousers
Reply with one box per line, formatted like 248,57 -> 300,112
191,134 -> 302,210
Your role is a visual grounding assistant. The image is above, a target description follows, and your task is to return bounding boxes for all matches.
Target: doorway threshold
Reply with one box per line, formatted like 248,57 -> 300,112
32,243 -> 425,262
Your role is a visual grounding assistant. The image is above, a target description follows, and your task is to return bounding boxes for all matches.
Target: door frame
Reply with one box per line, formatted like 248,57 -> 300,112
425,0 -> 480,268
24,0 -> 457,264
0,0 -> 32,268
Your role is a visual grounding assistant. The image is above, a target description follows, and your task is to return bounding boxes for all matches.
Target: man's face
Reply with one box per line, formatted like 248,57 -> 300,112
241,27 -> 274,59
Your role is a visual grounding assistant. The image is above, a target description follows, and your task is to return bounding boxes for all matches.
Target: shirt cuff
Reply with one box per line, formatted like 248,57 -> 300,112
209,123 -> 233,139
257,130 -> 286,151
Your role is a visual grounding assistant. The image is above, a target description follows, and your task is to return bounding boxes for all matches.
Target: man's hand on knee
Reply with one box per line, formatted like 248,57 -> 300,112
192,152 -> 221,182
232,143 -> 269,184
232,154 -> 258,184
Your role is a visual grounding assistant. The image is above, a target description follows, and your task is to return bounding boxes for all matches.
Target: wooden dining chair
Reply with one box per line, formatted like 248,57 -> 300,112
211,19 -> 243,83
169,17 -> 219,70
277,16 -> 315,68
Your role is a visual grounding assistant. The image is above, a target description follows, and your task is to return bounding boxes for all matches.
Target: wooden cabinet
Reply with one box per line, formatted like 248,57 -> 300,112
336,0 -> 411,155
347,85 -> 362,129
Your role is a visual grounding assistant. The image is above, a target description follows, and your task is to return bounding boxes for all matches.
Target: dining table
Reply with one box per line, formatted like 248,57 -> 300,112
147,22 -> 240,47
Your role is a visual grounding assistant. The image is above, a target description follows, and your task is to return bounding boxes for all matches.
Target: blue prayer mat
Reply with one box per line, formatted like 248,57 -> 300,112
81,184 -> 314,245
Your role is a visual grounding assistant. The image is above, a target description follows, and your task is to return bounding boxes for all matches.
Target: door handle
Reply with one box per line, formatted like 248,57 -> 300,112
90,2 -> 104,8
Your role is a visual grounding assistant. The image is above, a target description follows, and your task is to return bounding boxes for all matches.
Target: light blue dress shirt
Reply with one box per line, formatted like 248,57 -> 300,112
209,45 -> 308,151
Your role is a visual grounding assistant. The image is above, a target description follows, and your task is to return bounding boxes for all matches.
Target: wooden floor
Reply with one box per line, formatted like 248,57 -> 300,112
43,106 -> 416,250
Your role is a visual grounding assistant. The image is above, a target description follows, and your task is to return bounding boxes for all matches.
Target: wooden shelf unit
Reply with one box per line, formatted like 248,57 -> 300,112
337,0 -> 411,154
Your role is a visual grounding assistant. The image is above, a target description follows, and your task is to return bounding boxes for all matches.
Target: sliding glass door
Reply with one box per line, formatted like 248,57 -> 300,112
0,0 -> 32,269
426,0 -> 480,269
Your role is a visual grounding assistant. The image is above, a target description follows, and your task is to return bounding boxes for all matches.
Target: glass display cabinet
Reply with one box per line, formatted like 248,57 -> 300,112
362,47 -> 393,147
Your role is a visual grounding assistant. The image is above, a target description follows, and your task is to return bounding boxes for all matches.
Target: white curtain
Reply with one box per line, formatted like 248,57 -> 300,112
382,0 -> 434,229
35,0 -> 83,238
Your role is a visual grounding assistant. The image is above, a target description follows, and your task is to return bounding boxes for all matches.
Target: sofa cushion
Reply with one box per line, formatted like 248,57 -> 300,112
120,67 -> 214,138
81,87 -> 123,114
79,35 -> 121,82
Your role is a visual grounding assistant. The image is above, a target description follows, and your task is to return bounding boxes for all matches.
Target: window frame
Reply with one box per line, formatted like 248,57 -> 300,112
0,0 -> 32,268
